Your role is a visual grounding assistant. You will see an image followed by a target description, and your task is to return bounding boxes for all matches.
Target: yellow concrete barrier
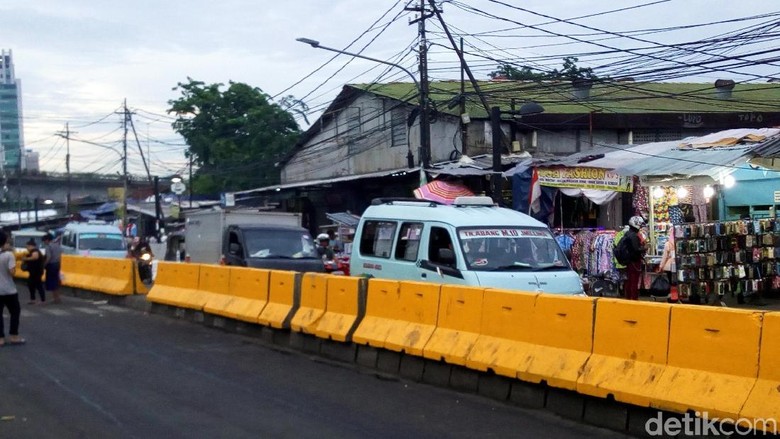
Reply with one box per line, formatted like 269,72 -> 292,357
649,307 -> 762,420
740,312 -> 780,433
577,299 -> 671,406
383,281 -> 440,356
422,285 -> 484,366
352,279 -> 401,348
147,262 -> 204,309
58,256 -> 134,295
516,294 -> 595,390
198,265 -> 233,316
203,267 -> 270,323
290,273 -> 329,334
314,276 -> 365,342
465,289 -> 537,377
257,270 -> 300,329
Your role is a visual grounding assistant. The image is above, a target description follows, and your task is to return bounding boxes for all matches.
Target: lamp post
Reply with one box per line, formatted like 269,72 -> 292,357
490,103 -> 545,206
296,37 -> 430,168
170,175 -> 186,219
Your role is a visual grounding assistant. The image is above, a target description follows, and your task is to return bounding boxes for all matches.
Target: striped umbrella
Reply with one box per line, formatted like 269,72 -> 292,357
413,180 -> 474,204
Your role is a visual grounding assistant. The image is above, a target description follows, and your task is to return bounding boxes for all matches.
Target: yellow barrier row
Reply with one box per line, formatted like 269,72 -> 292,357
59,255 -> 780,432
59,255 -> 135,295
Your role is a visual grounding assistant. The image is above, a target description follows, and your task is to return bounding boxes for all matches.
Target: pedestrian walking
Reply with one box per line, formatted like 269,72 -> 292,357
0,232 -> 25,346
42,233 -> 63,304
622,216 -> 646,301
21,238 -> 46,304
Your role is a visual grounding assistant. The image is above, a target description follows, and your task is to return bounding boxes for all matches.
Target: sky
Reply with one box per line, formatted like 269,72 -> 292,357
3,0 -> 779,177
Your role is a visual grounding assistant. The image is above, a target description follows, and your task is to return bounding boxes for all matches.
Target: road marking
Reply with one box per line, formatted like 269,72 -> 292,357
97,305 -> 129,313
73,307 -> 102,315
39,308 -> 69,316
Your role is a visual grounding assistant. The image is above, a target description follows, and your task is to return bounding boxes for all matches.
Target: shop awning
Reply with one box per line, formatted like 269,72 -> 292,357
232,167 -> 420,198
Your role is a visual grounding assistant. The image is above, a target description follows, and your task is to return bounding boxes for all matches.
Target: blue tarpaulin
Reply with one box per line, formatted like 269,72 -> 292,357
511,169 -> 556,225
79,202 -> 119,220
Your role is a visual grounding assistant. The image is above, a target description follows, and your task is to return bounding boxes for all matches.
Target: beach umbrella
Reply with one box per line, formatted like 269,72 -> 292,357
413,180 -> 474,204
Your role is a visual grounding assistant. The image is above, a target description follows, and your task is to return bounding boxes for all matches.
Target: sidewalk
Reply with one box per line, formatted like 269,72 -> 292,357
640,293 -> 780,311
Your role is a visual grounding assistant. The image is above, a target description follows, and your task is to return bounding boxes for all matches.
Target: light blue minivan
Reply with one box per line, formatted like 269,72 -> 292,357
61,222 -> 127,259
350,197 -> 583,295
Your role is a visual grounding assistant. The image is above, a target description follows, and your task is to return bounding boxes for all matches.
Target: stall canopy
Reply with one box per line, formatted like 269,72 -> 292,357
507,128 -> 780,187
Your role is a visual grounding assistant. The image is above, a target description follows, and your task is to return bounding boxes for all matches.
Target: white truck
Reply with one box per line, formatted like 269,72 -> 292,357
184,209 -> 324,272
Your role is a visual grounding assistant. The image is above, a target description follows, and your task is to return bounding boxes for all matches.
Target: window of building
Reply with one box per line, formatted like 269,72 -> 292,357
394,222 -> 423,261
359,221 -> 397,258
390,108 -> 407,147
345,107 -> 361,135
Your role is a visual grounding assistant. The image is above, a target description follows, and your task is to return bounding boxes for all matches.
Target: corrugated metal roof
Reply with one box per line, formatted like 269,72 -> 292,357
326,212 -> 361,227
750,136 -> 780,157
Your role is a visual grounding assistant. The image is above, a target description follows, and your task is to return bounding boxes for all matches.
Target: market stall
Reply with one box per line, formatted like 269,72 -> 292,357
505,127 -> 780,301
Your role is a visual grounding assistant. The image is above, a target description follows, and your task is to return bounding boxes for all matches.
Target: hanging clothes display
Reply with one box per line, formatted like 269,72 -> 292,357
568,230 -> 620,281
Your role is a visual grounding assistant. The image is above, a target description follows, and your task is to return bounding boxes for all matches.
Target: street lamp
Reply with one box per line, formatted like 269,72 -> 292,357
296,37 -> 429,168
491,103 -> 545,206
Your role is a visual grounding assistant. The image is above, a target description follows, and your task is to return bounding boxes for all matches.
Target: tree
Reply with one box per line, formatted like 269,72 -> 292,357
488,57 -> 603,81
488,64 -> 545,81
168,78 -> 301,194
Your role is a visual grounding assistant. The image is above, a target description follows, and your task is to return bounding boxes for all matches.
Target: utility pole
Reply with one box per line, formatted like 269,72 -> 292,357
56,123 -> 74,214
459,37 -> 468,157
122,99 -> 129,236
406,0 -> 436,169
189,152 -> 193,208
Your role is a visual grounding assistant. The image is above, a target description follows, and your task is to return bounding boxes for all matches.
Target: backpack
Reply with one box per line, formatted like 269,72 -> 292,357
613,234 -> 631,266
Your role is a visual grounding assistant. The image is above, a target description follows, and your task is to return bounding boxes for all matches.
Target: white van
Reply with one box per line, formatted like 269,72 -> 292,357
350,197 -> 583,295
61,222 -> 127,259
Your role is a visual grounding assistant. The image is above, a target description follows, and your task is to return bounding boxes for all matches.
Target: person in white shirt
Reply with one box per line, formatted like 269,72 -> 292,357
0,232 -> 25,346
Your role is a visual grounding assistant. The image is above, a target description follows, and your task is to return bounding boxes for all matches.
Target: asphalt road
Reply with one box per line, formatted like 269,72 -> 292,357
0,296 -> 630,439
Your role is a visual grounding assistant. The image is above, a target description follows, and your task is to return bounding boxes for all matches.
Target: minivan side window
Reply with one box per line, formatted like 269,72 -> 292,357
394,222 -> 423,261
428,227 -> 455,266
359,221 -> 397,258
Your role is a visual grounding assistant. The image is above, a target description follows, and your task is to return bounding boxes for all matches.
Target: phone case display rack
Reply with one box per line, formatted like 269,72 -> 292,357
674,219 -> 780,300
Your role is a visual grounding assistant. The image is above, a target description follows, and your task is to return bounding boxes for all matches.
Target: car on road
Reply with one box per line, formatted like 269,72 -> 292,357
350,196 -> 583,295
60,222 -> 127,259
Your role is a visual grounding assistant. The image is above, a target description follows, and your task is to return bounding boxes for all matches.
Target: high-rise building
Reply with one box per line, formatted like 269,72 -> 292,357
0,49 -> 24,171
22,148 -> 39,173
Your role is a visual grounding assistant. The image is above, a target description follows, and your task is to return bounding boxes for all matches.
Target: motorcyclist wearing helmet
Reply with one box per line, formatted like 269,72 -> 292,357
316,233 -> 335,261
623,215 -> 646,300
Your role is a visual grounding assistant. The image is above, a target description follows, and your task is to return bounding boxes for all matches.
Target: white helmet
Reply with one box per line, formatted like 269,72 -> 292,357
317,233 -> 330,241
628,215 -> 645,229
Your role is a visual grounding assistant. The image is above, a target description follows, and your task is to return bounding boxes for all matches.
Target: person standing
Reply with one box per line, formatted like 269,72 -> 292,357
623,216 -> 646,301
0,232 -> 24,346
42,233 -> 63,304
21,238 -> 46,304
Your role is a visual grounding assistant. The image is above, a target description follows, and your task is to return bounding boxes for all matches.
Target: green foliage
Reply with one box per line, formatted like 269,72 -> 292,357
488,57 -> 602,81
168,78 -> 301,194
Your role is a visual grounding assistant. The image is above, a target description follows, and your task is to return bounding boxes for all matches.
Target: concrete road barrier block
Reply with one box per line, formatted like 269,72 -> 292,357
649,306 -> 762,421
383,281 -> 440,356
147,262 -> 206,310
352,279 -> 401,348
314,276 -> 366,342
257,270 -> 300,329
516,294 -> 595,391
741,312 -> 780,433
465,289 -> 537,378
290,273 -> 329,334
422,285 -> 484,366
577,299 -> 670,407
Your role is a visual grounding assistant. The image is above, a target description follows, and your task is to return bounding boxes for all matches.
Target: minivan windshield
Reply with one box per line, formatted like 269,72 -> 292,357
78,233 -> 125,251
458,227 -> 570,272
244,230 -> 316,259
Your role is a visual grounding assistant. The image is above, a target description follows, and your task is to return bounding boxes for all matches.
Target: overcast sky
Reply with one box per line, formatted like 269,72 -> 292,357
3,0 -> 778,176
